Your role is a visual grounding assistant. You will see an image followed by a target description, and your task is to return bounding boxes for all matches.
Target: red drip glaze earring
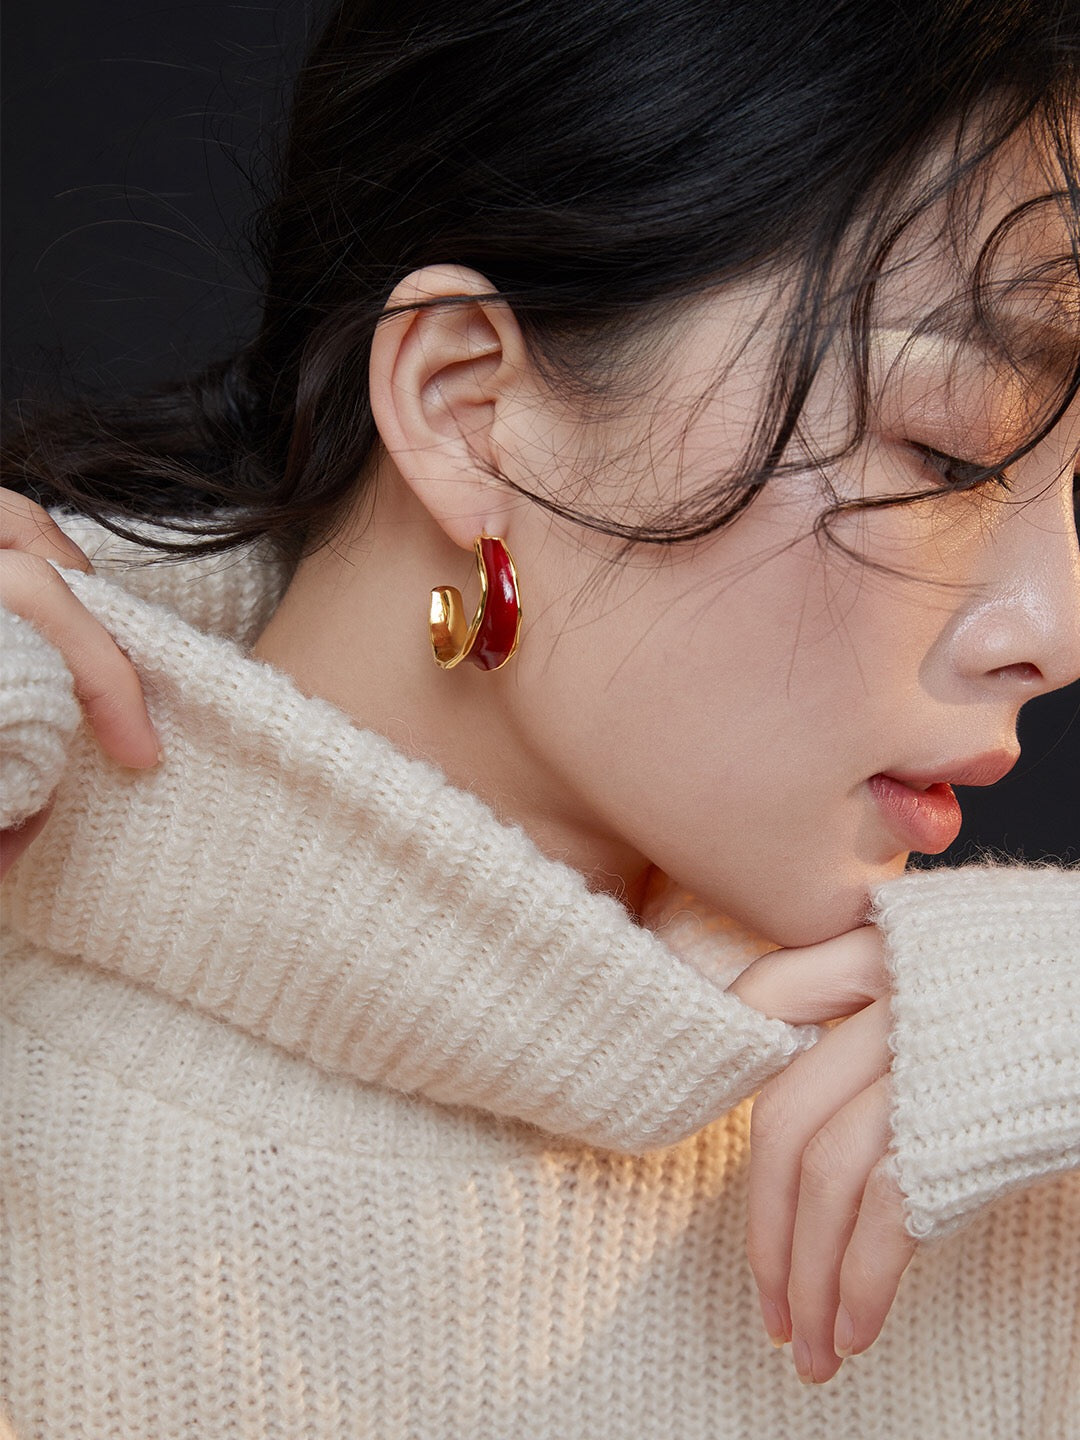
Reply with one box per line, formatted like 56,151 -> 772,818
429,534 -> 523,671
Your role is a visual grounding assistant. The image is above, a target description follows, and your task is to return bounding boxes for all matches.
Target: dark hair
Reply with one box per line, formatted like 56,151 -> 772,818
4,0 -> 1079,563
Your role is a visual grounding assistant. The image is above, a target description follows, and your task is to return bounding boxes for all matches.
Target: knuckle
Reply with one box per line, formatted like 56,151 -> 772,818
800,1127 -> 851,1195
0,494 -> 89,570
863,1156 -> 903,1208
3,501 -> 49,545
837,1246 -> 881,1305
0,486 -> 39,531
749,1090 -> 793,1151
0,549 -> 66,612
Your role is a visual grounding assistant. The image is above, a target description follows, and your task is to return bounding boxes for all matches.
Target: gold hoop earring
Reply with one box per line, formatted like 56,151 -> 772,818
429,534 -> 522,671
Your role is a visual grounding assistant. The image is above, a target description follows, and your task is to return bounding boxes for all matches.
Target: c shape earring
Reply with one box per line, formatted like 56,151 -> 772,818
429,534 -> 523,671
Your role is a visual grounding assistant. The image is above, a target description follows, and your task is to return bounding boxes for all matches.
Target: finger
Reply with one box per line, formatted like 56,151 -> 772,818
834,1155 -> 915,1359
747,996 -> 893,1338
786,1075 -> 893,1384
728,925 -> 889,1025
0,803 -> 54,880
0,488 -> 93,573
0,552 -> 159,769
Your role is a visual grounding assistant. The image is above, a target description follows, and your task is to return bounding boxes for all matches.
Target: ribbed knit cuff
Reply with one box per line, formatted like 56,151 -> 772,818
872,864 -> 1080,1241
0,607 -> 80,830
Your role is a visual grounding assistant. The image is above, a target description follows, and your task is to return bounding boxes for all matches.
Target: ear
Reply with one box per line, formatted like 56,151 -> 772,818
369,264 -> 530,550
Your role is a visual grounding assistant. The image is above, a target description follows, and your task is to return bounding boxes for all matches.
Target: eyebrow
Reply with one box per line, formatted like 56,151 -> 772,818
874,316 -> 1080,383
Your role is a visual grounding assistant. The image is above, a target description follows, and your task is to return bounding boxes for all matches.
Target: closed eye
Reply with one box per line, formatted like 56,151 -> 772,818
908,442 -> 1012,492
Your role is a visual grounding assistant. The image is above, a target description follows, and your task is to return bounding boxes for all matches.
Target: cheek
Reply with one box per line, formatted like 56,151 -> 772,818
518,539 -> 824,790
511,519 -> 943,944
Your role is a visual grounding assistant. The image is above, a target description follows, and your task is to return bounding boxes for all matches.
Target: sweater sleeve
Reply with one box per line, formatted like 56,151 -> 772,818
0,606 -> 80,830
871,863 -> 1080,1242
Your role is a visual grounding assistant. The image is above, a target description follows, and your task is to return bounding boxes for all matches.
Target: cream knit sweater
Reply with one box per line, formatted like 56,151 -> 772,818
1,517 -> 1078,1440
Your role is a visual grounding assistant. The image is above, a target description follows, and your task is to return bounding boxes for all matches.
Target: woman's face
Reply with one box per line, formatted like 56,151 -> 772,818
486,136 -> 1080,946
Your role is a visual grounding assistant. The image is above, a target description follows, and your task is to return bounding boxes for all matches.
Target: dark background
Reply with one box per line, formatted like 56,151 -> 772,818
3,1 -> 1078,866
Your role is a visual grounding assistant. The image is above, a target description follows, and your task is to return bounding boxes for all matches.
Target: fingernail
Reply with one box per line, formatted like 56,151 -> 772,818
758,1294 -> 788,1347
792,1336 -> 814,1383
834,1305 -> 855,1357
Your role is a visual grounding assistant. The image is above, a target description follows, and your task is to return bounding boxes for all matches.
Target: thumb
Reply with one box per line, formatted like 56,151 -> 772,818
726,925 -> 891,1026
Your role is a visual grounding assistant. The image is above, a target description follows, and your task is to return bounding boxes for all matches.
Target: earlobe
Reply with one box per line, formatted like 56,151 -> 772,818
368,264 -> 528,549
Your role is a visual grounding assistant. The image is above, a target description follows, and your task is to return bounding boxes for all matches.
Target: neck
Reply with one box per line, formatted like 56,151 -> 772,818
251,464 -> 653,917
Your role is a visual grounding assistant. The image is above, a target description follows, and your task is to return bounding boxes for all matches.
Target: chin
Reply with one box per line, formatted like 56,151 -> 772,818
743,854 -> 910,950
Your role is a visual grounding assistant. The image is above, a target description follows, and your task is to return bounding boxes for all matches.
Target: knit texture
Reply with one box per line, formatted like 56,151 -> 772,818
873,865 -> 1080,1241
2,515 -> 1078,1439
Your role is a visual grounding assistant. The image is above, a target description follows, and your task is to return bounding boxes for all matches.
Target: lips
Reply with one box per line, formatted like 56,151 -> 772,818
882,750 -> 1019,791
868,749 -> 1018,854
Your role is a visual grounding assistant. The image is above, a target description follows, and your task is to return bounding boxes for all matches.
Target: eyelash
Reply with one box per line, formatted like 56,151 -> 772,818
909,443 -> 1013,492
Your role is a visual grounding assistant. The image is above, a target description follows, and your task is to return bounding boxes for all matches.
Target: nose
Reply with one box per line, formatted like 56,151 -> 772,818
952,462 -> 1080,700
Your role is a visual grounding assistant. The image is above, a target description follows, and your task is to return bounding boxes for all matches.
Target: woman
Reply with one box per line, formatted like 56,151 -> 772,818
1,0 -> 1078,1435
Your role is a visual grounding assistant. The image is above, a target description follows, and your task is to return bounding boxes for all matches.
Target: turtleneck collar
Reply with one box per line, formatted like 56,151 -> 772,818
4,531 -> 816,1152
